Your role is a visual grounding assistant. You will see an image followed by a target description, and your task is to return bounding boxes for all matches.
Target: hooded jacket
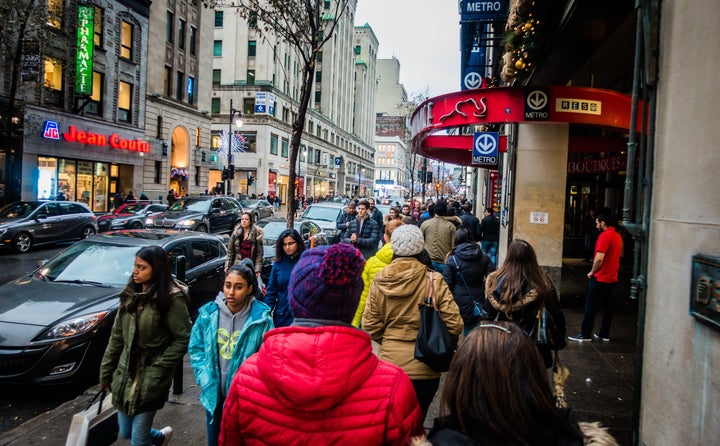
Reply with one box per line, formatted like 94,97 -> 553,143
352,241 -> 394,327
442,242 -> 495,327
189,293 -> 273,418
226,224 -> 264,272
362,257 -> 464,380
219,324 -> 425,445
99,279 -> 191,416
264,254 -> 300,327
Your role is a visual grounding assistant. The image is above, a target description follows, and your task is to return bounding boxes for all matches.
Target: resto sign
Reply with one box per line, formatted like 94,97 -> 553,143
42,121 -> 150,153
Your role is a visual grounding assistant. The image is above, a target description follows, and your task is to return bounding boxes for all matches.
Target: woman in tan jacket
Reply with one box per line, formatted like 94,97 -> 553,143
225,212 -> 264,277
363,224 -> 463,417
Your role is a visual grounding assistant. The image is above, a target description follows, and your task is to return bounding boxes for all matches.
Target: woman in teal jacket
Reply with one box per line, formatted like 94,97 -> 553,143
189,264 -> 273,446
100,245 -> 191,446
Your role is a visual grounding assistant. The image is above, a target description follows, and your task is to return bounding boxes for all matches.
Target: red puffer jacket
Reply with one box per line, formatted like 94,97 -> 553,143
220,325 -> 424,445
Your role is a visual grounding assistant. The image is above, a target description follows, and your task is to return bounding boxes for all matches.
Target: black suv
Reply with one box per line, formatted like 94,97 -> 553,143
144,195 -> 242,234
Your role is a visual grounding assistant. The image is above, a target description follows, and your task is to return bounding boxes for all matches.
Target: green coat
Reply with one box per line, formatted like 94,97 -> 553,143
99,280 -> 191,415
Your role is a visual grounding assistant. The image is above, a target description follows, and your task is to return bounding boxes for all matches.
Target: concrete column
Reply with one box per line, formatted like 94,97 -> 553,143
511,123 -> 569,285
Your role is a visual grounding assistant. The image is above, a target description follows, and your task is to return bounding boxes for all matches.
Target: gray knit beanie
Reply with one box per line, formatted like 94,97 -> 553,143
391,224 -> 425,257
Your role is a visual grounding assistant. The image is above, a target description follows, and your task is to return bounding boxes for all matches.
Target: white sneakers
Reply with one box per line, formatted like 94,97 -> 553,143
159,426 -> 173,446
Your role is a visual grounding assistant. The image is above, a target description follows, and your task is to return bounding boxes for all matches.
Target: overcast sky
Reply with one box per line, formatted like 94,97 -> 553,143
354,0 -> 461,99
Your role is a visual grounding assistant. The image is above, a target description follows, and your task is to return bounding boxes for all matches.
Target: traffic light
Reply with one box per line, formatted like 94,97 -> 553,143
248,174 -> 255,186
229,164 -> 235,179
435,183 -> 441,191
426,172 -> 433,183
221,169 -> 229,181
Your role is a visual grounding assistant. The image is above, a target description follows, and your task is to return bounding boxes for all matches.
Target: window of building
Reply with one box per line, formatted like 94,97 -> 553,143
155,161 -> 162,183
175,71 -> 184,100
213,40 -> 222,56
121,21 -> 133,59
247,69 -> 255,85
212,69 -> 221,86
281,138 -> 289,158
354,45 -> 361,55
187,76 -> 195,105
211,97 -> 220,114
317,51 -> 323,63
93,7 -> 103,47
248,40 -> 256,57
248,10 -> 257,28
47,0 -> 63,28
43,57 -> 63,105
85,71 -> 103,115
214,10 -> 223,27
270,134 -> 278,155
242,132 -> 257,153
164,66 -> 171,95
166,11 -> 174,43
314,149 -> 321,164
211,131 -> 222,150
314,91 -> 321,103
243,98 -> 254,115
315,71 -> 322,82
118,81 -> 132,122
189,26 -> 197,55
324,0 -> 331,9
178,19 -> 186,50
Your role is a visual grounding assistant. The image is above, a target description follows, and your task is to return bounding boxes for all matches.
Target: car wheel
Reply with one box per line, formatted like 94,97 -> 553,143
82,226 -> 96,238
13,232 -> 32,253
196,224 -> 208,233
130,221 -> 143,229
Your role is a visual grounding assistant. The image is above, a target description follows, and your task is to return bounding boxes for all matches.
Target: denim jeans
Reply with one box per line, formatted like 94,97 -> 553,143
580,277 -> 616,338
117,409 -> 163,446
481,241 -> 499,267
205,398 -> 225,446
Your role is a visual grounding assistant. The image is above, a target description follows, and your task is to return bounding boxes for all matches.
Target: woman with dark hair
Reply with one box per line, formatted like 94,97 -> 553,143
383,206 -> 402,226
100,245 -> 191,446
189,263 -> 273,446
264,229 -> 305,327
479,238 -> 566,368
226,212 -> 264,276
424,320 -> 617,446
363,224 -> 463,417
442,228 -> 495,333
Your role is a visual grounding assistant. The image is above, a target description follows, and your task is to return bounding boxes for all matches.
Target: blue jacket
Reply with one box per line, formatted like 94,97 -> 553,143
188,296 -> 273,417
264,255 -> 299,327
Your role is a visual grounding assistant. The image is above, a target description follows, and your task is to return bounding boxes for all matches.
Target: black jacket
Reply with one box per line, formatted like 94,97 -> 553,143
480,214 -> 500,242
341,216 -> 380,259
460,213 -> 482,241
442,242 -> 495,327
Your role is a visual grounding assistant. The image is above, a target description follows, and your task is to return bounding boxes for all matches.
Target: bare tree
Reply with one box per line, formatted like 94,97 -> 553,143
204,0 -> 352,227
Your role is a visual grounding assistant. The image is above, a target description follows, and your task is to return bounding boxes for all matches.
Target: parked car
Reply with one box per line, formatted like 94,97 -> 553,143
96,201 -> 168,232
144,195 -> 242,234
254,217 -> 328,282
0,229 -> 227,385
0,201 -> 98,253
298,202 -> 345,244
240,199 -> 275,222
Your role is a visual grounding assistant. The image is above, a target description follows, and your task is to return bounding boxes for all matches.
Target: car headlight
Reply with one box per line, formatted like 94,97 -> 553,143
327,228 -> 338,236
38,311 -> 110,340
145,217 -> 155,225
0,228 -> 6,236
177,219 -> 196,227
110,220 -> 126,227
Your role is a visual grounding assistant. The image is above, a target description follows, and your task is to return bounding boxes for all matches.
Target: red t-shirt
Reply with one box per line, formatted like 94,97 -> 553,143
594,227 -> 622,283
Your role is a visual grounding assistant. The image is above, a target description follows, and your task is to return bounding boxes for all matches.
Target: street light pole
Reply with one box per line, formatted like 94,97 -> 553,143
227,98 -> 242,195
359,167 -> 366,197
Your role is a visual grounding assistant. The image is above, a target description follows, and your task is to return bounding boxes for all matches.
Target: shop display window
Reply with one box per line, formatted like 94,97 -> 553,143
58,159 -> 77,202
37,157 -> 58,200
94,162 -> 109,212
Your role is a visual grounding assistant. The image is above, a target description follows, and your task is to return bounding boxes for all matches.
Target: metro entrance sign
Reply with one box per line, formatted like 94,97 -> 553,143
461,0 -> 508,20
410,86 -> 640,166
472,132 -> 499,167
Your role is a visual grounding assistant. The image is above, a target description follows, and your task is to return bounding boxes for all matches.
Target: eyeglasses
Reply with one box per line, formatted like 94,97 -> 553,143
283,241 -> 297,247
476,323 -> 512,334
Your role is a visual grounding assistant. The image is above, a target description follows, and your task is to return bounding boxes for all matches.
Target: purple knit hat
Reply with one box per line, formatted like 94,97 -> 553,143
289,243 -> 366,323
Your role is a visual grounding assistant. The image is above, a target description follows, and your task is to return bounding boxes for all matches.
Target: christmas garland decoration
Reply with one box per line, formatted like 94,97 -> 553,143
501,0 -> 544,83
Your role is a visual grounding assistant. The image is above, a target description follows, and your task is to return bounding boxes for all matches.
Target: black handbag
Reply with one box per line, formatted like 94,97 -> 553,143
530,305 -> 567,367
414,273 -> 458,372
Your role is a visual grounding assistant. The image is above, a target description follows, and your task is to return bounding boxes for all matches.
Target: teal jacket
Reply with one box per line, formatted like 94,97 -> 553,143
99,280 -> 191,416
189,294 -> 273,417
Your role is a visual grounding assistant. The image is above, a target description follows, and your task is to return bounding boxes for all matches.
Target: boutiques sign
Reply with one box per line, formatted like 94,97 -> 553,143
42,121 -> 150,153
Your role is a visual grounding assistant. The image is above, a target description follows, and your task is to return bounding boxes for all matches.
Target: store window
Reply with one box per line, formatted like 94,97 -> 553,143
77,161 -> 93,206
38,157 -> 58,200
58,159 -> 77,201
93,163 -> 109,212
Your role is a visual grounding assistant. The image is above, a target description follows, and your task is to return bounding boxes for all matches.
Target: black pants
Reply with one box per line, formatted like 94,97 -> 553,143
411,378 -> 440,418
580,277 -> 616,338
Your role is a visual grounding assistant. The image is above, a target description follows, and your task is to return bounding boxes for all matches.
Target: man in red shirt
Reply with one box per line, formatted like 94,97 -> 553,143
568,213 -> 623,342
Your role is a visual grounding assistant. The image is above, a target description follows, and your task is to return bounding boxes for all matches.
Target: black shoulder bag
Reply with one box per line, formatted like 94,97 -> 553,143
414,272 -> 458,372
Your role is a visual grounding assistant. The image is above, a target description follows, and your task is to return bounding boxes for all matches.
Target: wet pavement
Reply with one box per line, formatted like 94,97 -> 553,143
0,253 -> 638,445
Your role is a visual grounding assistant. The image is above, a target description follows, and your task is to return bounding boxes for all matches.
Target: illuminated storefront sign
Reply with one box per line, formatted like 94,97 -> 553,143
42,121 -> 150,153
76,6 -> 94,96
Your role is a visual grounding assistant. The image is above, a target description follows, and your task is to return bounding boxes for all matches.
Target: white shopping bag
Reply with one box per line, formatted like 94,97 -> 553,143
65,390 -> 118,446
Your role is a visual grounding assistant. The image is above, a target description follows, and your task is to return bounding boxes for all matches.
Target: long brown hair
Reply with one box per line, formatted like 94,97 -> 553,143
488,239 -> 551,303
440,321 -> 581,444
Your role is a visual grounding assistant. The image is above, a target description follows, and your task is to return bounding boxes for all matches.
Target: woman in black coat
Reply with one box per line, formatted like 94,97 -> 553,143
442,229 -> 495,332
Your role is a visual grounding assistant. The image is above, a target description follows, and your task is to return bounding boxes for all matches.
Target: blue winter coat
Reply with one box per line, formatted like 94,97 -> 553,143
264,255 -> 299,327
188,296 -> 273,418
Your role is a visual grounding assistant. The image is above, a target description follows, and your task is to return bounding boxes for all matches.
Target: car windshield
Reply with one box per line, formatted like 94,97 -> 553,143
240,200 -> 258,207
301,206 -> 340,222
169,198 -> 210,213
255,220 -> 287,239
34,240 -> 139,286
118,204 -> 145,214
0,202 -> 39,219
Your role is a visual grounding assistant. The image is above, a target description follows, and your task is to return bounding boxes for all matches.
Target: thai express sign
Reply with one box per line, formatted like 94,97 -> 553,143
42,121 -> 150,153
75,6 -> 94,96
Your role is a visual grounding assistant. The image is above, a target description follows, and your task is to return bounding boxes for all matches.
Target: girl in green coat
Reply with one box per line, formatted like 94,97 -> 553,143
100,245 -> 191,446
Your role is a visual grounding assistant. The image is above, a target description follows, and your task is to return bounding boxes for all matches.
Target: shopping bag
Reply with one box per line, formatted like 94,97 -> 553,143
66,389 -> 119,446
414,273 -> 458,372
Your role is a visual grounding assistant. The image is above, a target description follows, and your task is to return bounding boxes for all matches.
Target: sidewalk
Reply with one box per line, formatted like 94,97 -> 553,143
0,258 -> 637,446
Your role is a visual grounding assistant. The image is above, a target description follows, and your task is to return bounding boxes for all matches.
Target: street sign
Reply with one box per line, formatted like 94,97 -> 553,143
472,131 -> 499,166
460,0 -> 509,20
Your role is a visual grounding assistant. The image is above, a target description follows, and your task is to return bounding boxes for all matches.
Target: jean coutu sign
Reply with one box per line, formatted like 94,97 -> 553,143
42,121 -> 150,153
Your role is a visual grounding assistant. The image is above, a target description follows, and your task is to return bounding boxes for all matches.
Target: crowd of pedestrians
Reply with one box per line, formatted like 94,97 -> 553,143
95,195 -> 620,445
